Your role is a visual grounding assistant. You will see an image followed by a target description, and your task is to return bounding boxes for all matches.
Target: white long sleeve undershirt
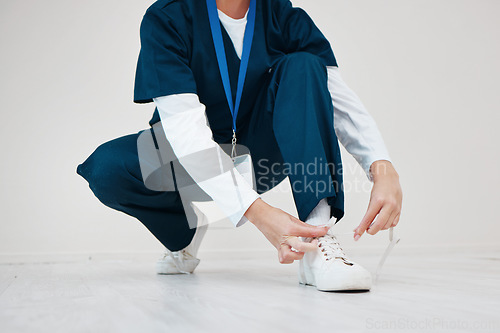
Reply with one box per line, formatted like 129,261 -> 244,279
154,93 -> 259,227
153,9 -> 392,227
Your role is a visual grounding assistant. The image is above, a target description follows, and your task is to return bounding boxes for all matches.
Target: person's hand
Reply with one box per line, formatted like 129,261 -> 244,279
354,160 -> 402,240
244,198 -> 329,264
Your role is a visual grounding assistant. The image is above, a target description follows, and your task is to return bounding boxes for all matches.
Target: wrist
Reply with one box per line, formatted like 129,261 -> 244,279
369,160 -> 398,182
244,198 -> 271,226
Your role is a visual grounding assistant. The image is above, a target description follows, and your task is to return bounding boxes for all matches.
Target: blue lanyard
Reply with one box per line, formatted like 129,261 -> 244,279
206,0 -> 256,138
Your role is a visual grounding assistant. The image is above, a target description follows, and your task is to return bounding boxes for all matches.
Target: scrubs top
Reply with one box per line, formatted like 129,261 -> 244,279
133,0 -> 338,144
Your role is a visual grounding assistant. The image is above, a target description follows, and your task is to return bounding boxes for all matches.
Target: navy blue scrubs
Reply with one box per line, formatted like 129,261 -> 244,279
77,0 -> 345,251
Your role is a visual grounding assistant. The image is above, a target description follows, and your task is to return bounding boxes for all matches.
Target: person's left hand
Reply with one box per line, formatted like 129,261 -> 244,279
353,160 -> 402,240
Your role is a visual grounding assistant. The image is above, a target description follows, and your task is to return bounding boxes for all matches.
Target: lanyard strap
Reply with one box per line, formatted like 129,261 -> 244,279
206,0 -> 256,135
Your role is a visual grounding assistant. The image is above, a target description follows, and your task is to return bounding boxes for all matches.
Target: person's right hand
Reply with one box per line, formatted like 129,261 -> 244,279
244,198 -> 329,264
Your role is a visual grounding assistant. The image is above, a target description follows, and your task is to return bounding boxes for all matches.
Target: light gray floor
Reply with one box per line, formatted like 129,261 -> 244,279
1,247 -> 499,333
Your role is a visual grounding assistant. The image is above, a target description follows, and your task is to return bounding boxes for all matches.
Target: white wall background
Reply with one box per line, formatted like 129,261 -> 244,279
0,0 -> 498,261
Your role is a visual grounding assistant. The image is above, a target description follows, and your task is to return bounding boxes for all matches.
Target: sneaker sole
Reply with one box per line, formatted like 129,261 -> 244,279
299,262 -> 372,291
156,258 -> 200,275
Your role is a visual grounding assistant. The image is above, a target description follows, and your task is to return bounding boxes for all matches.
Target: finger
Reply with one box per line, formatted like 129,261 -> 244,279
366,206 -> 393,235
279,245 -> 304,264
382,210 -> 398,230
288,218 -> 329,238
285,237 -> 318,253
355,199 -> 383,239
391,214 -> 400,227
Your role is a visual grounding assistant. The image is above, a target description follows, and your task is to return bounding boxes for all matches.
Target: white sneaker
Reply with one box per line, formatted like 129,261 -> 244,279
298,228 -> 372,291
156,223 -> 208,275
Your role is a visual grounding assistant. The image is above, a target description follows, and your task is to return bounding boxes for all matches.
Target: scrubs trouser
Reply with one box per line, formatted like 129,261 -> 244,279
76,52 -> 344,251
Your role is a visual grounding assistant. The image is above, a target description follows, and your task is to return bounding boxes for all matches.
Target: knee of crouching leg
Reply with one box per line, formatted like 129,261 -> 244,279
281,52 -> 324,70
76,144 -> 130,205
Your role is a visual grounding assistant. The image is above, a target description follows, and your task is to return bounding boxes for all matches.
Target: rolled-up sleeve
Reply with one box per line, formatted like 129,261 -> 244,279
134,7 -> 197,103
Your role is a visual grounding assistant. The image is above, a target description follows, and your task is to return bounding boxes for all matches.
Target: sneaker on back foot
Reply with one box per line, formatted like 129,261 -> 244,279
156,223 -> 208,275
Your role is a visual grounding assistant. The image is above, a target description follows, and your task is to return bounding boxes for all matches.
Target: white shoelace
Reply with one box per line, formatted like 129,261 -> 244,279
374,227 -> 400,283
317,233 -> 353,265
